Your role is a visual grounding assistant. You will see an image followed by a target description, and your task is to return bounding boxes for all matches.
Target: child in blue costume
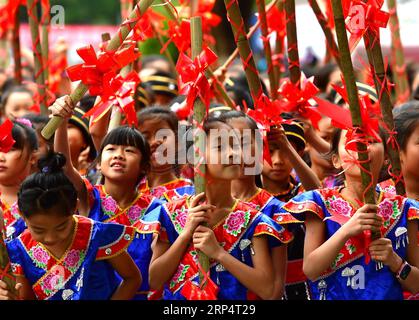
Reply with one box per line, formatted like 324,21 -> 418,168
146,115 -> 293,300
0,120 -> 38,240
0,153 -> 141,300
136,107 -> 192,199
50,96 -> 163,300
282,128 -> 419,300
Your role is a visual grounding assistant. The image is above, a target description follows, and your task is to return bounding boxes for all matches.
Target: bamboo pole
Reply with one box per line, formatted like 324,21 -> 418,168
12,9 -> 22,84
107,0 -> 136,132
331,0 -> 378,238
27,0 -> 47,114
0,231 -> 17,296
223,0 -> 263,104
216,0 -> 279,78
41,0 -> 50,92
256,0 -> 278,98
273,0 -> 285,86
284,0 -> 301,87
308,0 -> 342,70
191,17 -> 209,286
361,1 -> 405,196
41,0 -> 157,140
159,0 -> 235,109
0,0 -> 10,70
387,0 -> 410,104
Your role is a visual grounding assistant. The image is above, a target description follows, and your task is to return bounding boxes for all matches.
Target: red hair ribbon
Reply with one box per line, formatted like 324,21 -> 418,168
84,71 -> 140,127
176,46 -> 218,119
0,119 -> 15,153
277,77 -> 322,129
344,0 -> 389,52
66,44 -> 139,97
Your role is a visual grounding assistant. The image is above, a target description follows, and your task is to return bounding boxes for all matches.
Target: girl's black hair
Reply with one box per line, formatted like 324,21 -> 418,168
95,126 -> 151,182
11,120 -> 39,153
218,110 -> 259,131
393,101 -> 419,151
18,152 -> 77,217
137,106 -> 179,133
0,85 -> 33,112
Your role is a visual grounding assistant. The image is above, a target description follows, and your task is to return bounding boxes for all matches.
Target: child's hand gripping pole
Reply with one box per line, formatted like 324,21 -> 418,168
41,0 -> 158,140
330,0 -> 380,241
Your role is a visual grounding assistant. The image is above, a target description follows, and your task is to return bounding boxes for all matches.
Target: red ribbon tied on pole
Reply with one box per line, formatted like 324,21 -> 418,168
176,46 -> 218,118
247,94 -> 285,166
84,71 -> 140,127
161,20 -> 191,53
66,44 -> 139,96
277,77 -> 322,128
0,119 -> 15,153
344,0 -> 389,52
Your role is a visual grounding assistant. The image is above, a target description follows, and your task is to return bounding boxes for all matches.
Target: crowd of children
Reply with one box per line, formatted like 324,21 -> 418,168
0,47 -> 418,301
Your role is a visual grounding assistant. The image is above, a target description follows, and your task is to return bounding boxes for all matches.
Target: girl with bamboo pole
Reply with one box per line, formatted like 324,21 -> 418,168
147,115 -> 292,300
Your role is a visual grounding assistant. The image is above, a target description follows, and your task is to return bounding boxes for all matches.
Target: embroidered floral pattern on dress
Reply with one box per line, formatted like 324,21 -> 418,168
151,186 -> 168,199
331,253 -> 344,269
63,249 -> 86,273
325,196 -> 353,217
101,196 -> 118,217
41,268 -> 65,295
172,206 -> 188,233
28,245 -> 50,270
378,199 -> 400,228
170,264 -> 190,289
223,210 -> 251,237
127,205 -> 146,224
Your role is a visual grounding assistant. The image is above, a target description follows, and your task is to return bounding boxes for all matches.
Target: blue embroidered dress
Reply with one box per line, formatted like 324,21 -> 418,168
83,179 -> 163,300
6,215 -> 135,300
281,187 -> 419,300
138,196 -> 293,300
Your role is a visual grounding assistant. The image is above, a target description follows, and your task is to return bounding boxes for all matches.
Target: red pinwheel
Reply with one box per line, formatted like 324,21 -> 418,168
84,71 -> 140,127
277,78 -> 322,128
162,20 -> 191,53
66,44 -> 139,97
344,0 -> 389,52
175,46 -> 218,119
0,119 -> 15,154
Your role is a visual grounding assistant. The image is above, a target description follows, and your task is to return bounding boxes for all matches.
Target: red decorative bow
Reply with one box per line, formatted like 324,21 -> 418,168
84,71 -> 140,127
0,0 -> 23,37
0,119 -> 15,153
176,46 -> 218,118
66,44 -> 139,96
277,78 -> 322,129
131,9 -> 165,42
344,0 -> 389,52
162,20 -> 191,53
247,94 -> 285,166
267,5 -> 286,39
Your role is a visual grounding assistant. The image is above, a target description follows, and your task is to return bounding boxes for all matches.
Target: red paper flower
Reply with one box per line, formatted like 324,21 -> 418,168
84,71 -> 140,127
175,46 -> 218,119
66,44 -> 139,97
0,0 -> 24,37
0,119 -> 15,153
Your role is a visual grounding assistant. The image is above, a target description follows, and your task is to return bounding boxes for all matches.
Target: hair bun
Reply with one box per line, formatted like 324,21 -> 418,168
37,152 -> 67,174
